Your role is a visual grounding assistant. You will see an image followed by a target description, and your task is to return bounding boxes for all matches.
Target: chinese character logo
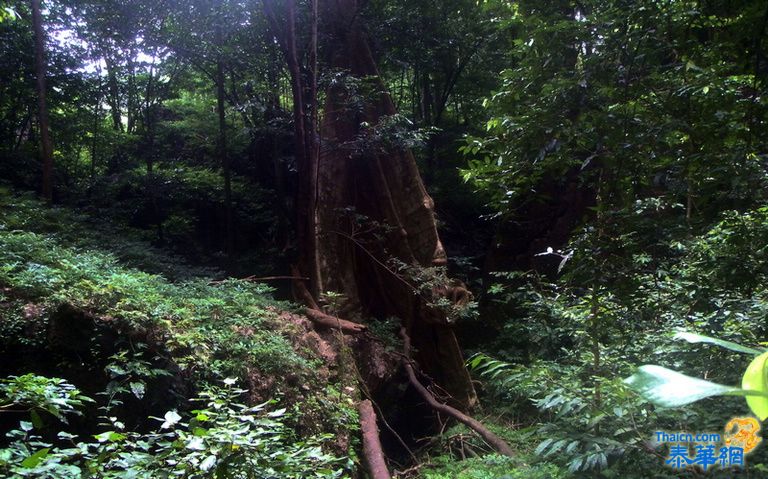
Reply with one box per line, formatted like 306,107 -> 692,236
657,417 -> 761,471
724,417 -> 761,454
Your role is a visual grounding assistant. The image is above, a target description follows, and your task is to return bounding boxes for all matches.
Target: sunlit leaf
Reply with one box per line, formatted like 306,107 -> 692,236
200,454 -> 217,471
161,410 -> 182,429
186,436 -> 205,451
742,352 -> 768,420
673,331 -> 765,355
624,365 -> 768,407
21,448 -> 50,468
129,381 -> 146,399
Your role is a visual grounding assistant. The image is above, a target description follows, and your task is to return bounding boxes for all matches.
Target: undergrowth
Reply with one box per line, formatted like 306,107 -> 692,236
0,223 -> 310,382
0,185 -> 218,280
0,188 -> 357,476
0,376 -> 348,478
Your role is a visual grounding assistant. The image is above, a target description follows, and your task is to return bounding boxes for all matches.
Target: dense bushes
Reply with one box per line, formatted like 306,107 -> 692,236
0,190 -> 357,477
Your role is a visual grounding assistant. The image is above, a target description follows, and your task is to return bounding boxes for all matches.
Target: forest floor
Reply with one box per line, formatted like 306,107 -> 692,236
0,184 -> 566,478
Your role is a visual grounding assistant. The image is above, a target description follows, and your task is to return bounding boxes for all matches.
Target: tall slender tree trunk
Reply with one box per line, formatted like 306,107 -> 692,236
307,0 -> 320,291
104,54 -> 122,132
31,0 -> 53,202
265,0 -> 319,294
216,57 -> 233,255
90,75 -> 101,180
126,52 -> 136,133
265,44 -> 289,249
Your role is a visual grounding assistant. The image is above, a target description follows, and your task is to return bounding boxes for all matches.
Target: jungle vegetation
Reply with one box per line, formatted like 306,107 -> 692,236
1,0 -> 768,477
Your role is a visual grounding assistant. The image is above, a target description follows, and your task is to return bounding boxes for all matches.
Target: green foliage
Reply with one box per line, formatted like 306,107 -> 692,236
624,333 -> 768,420
0,4 -> 17,23
0,191 -> 312,385
0,193 -> 359,476
625,365 -> 756,407
470,354 -> 657,473
462,0 -> 768,214
473,193 -> 768,474
365,317 -> 402,352
0,375 -> 93,426
101,344 -> 173,410
0,378 -> 348,478
353,114 -> 438,155
390,259 -> 478,324
423,453 -> 566,479
743,351 -> 768,421
0,188 -> 216,280
473,197 -> 768,473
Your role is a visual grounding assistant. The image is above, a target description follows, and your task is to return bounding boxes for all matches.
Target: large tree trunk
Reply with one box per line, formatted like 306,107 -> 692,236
315,0 -> 476,410
31,0 -> 53,202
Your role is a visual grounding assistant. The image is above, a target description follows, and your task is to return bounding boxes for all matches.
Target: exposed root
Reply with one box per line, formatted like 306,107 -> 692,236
291,264 -> 321,309
359,399 -> 392,479
304,308 -> 367,333
400,327 -> 515,457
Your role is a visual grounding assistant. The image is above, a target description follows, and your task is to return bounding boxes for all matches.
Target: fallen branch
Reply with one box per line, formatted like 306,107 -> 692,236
400,327 -> 515,457
358,399 -> 392,479
305,308 -> 367,334
209,275 -> 309,285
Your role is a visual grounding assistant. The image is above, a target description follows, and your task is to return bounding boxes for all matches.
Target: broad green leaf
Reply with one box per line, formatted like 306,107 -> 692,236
94,431 -> 126,443
534,438 -> 554,455
673,331 -> 764,355
30,410 -> 43,429
742,351 -> 768,420
21,448 -> 50,468
625,365 -> 741,406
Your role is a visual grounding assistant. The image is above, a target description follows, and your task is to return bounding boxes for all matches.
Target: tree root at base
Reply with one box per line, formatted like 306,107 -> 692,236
400,327 -> 515,457
304,308 -> 367,333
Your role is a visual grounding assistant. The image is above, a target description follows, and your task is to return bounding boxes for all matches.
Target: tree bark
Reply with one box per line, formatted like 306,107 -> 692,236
316,0 -> 476,410
31,0 -> 53,202
126,50 -> 137,133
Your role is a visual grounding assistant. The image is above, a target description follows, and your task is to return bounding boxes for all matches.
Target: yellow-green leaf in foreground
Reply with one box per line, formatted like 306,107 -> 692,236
742,351 -> 768,420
